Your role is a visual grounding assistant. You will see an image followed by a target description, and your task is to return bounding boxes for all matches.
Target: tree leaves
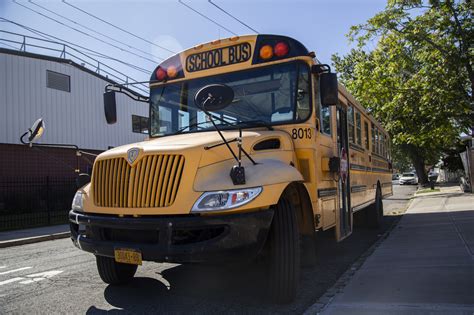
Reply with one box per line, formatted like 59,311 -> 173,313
333,0 -> 472,182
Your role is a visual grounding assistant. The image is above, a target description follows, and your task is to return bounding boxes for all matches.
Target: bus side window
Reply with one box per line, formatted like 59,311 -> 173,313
371,123 -> 376,153
355,111 -> 362,146
364,121 -> 369,150
295,65 -> 310,120
320,105 -> 332,136
348,105 -> 355,143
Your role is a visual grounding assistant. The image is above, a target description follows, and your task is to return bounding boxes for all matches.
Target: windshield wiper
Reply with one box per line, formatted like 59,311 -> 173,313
172,115 -> 233,135
234,120 -> 273,130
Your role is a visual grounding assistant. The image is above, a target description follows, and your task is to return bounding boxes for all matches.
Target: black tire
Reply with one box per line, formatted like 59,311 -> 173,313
268,197 -> 300,303
366,186 -> 383,228
96,255 -> 137,285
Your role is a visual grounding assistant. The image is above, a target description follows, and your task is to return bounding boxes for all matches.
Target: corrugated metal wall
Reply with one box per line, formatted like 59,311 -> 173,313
0,52 -> 149,151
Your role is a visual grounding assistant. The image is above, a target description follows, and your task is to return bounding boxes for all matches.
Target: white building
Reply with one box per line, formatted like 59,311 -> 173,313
0,48 -> 149,178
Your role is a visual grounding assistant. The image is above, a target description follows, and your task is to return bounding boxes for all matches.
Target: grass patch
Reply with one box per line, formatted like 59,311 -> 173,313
416,188 -> 440,194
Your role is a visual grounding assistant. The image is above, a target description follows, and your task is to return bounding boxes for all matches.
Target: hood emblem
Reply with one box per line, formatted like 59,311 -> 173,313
127,148 -> 140,165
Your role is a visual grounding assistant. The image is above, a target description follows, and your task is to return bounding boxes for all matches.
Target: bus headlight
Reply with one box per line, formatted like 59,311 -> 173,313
191,187 -> 262,212
72,191 -> 83,211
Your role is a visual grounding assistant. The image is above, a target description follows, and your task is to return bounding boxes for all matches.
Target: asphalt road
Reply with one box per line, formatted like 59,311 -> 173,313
0,184 -> 416,314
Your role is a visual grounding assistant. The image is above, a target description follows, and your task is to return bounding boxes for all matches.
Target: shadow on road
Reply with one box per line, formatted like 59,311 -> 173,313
86,216 -> 400,314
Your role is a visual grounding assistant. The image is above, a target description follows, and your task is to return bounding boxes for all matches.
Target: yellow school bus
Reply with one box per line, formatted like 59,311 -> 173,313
68,34 -> 392,303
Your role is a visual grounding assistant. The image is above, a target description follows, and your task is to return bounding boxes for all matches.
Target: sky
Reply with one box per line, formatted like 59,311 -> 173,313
0,0 -> 386,85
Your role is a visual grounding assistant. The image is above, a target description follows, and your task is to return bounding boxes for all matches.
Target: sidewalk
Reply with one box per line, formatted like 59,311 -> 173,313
310,186 -> 474,315
0,224 -> 70,248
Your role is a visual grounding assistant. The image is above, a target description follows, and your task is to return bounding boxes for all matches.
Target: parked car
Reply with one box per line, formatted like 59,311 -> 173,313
392,173 -> 400,180
399,172 -> 418,185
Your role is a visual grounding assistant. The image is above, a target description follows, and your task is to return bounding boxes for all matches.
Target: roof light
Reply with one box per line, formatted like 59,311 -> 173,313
274,42 -> 289,57
166,65 -> 178,79
259,45 -> 273,60
156,67 -> 167,81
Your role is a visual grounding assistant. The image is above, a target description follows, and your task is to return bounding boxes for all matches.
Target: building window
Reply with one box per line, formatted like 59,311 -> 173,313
348,105 -> 355,143
46,70 -> 70,92
355,111 -> 362,146
132,115 -> 149,134
364,121 -> 369,150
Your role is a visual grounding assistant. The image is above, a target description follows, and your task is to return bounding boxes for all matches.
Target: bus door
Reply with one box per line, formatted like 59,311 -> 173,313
335,106 -> 352,241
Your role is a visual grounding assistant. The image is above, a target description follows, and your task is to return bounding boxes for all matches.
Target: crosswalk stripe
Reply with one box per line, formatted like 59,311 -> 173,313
0,277 -> 25,286
0,267 -> 32,275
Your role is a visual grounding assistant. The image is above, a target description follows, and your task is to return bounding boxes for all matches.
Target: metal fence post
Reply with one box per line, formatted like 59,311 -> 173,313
46,176 -> 51,225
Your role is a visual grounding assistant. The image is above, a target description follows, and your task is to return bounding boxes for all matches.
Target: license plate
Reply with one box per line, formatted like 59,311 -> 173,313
114,248 -> 142,265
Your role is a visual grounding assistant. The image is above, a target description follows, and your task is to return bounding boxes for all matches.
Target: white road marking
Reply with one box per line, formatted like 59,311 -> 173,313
0,267 -> 32,275
0,277 -> 25,286
0,266 -> 7,269
19,270 -> 64,284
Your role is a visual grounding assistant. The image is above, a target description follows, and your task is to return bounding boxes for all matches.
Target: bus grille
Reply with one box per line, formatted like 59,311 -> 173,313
92,155 -> 185,208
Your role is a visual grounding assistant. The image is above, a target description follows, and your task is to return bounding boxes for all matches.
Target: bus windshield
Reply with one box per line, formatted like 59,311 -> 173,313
149,62 -> 310,137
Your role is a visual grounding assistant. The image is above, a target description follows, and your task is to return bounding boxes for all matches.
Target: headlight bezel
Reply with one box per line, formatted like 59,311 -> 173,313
191,187 -> 262,213
71,191 -> 83,211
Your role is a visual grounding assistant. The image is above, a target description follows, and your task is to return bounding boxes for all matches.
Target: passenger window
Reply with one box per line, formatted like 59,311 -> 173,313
371,123 -> 375,153
355,111 -> 362,146
348,106 -> 355,143
364,121 -> 369,150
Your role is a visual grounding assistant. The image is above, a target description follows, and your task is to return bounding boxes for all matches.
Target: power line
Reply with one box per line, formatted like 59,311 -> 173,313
208,0 -> 258,33
62,0 -> 175,54
0,18 -> 150,74
177,0 -> 237,36
0,41 -> 20,50
12,0 -> 157,64
29,0 -> 165,61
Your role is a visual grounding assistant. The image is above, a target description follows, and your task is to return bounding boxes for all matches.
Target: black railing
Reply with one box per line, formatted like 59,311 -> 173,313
0,177 -> 77,231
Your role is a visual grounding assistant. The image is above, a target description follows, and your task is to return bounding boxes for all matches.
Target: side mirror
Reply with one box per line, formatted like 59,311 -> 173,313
103,91 -> 117,124
194,84 -> 234,112
320,72 -> 339,106
28,118 -> 45,143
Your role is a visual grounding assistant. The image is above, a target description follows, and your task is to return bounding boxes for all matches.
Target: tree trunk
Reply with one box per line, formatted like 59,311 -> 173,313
405,144 -> 429,185
412,156 -> 428,186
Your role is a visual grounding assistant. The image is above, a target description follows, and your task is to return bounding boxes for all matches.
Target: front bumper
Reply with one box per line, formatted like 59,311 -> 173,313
69,209 -> 273,264
399,179 -> 416,185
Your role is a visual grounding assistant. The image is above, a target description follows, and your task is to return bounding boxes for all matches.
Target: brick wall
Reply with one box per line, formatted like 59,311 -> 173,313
0,143 -> 102,178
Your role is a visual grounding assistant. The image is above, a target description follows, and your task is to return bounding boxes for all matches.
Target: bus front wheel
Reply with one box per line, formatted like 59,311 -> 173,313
96,255 -> 137,285
268,196 -> 300,303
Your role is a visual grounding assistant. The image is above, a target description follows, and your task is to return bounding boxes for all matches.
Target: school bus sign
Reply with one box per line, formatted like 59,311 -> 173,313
186,42 -> 251,72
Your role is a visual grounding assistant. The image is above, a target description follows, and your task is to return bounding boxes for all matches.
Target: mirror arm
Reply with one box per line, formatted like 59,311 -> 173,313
205,111 -> 239,163
20,131 -> 29,145
312,64 -> 332,74
105,84 -> 149,103
77,150 -> 98,157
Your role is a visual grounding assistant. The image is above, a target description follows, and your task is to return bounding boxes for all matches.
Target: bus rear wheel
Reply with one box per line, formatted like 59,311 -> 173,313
268,196 -> 300,303
96,255 -> 137,285
366,186 -> 383,228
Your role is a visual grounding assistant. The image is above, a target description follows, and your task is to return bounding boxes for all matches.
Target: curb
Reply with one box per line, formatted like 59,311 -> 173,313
303,217 -> 401,315
0,232 -> 70,248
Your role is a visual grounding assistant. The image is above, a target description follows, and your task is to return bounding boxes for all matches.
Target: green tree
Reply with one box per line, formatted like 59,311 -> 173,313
333,0 -> 472,184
